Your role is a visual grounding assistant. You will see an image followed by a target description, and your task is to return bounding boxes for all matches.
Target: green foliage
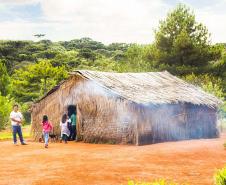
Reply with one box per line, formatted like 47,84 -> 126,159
107,43 -> 130,51
183,73 -> 226,119
21,103 -> 32,124
127,179 -> 183,185
153,4 -> 221,74
0,61 -> 11,96
78,48 -> 97,61
12,60 -> 68,103
212,48 -> 226,97
0,125 -> 30,139
60,37 -> 105,50
183,73 -> 224,99
0,95 -> 14,130
214,166 -> 226,185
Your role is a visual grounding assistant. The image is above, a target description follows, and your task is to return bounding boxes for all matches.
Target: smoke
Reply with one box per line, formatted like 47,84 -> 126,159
60,79 -> 218,144
143,103 -> 218,142
62,80 -> 136,129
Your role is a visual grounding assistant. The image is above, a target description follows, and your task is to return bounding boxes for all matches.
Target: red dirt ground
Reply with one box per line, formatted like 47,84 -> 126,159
0,134 -> 225,185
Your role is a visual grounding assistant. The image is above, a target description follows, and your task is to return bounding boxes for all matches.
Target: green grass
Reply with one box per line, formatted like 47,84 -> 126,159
214,166 -> 226,185
127,180 -> 188,185
0,125 -> 31,140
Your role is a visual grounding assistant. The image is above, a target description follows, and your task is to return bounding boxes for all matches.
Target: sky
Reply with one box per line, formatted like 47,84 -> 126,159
0,0 -> 225,44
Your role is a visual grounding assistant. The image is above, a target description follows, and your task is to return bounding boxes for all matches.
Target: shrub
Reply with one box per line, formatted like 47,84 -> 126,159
214,166 -> 226,185
0,95 -> 14,130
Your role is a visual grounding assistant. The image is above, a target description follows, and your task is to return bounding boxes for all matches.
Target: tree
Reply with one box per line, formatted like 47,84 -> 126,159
213,48 -> 226,90
61,37 -> 105,50
78,48 -> 97,61
153,4 -> 221,74
0,61 -> 11,96
107,43 -> 130,51
0,95 -> 14,130
183,73 -> 224,99
12,60 -> 68,103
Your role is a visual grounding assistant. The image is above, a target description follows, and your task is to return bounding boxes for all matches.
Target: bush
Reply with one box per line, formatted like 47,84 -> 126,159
0,95 -> 14,130
214,167 -> 226,185
183,74 -> 224,99
21,103 -> 32,124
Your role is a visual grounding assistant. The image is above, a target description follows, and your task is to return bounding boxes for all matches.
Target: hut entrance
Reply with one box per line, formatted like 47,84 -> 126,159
68,105 -> 77,137
68,105 -> 76,117
67,105 -> 82,141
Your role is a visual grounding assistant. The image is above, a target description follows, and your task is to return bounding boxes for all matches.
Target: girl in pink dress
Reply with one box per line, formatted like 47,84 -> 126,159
40,115 -> 53,148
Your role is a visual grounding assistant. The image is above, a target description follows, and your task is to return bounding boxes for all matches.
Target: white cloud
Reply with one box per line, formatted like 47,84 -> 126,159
39,0 -> 170,43
0,0 -> 41,5
0,0 -> 225,44
194,0 -> 226,43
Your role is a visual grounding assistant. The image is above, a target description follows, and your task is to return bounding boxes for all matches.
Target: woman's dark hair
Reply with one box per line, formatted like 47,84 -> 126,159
42,115 -> 48,123
62,114 -> 67,123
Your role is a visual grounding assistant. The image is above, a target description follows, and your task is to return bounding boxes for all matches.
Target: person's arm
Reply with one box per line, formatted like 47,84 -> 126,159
11,118 -> 21,123
10,113 -> 21,124
19,112 -> 23,125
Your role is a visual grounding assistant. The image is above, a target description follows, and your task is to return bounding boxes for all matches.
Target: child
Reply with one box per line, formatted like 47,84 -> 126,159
40,115 -> 53,148
60,114 -> 70,143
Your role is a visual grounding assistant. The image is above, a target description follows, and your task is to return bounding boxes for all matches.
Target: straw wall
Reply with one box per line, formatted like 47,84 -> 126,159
31,76 -> 137,144
137,103 -> 218,145
31,74 -> 218,145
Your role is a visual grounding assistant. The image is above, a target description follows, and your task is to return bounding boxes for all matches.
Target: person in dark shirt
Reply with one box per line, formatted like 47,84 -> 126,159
70,111 -> 77,141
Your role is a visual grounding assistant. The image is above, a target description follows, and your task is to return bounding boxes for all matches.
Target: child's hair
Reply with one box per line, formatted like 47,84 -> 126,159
42,115 -> 48,123
62,114 -> 67,123
13,104 -> 19,108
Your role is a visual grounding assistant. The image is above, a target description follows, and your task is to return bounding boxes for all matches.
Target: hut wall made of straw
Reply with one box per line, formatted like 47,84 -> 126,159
136,103 -> 218,145
31,71 -> 220,145
31,75 -> 138,144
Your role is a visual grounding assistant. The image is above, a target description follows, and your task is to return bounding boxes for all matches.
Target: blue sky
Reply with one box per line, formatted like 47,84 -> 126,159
0,0 -> 225,44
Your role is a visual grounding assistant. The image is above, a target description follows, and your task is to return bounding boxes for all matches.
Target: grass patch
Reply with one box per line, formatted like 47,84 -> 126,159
214,166 -> 226,185
0,125 -> 31,140
127,179 -> 188,185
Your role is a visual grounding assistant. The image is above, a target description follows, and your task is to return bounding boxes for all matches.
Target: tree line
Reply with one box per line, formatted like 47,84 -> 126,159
0,4 -> 225,129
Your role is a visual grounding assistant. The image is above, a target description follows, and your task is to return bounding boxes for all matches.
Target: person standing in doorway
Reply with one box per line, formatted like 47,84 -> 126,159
10,104 -> 27,145
70,109 -> 77,141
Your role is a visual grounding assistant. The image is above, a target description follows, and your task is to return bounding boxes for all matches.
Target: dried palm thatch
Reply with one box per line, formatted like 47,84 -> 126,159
70,70 -> 221,108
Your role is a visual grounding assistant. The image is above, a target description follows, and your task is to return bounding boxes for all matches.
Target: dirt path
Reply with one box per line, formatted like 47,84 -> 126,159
0,134 -> 225,185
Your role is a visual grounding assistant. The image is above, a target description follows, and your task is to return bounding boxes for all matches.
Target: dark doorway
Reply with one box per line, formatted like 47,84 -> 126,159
67,105 -> 77,141
68,105 -> 76,117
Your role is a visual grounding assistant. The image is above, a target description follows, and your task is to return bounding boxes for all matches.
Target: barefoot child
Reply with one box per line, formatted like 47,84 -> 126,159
40,115 -> 53,148
60,114 -> 70,144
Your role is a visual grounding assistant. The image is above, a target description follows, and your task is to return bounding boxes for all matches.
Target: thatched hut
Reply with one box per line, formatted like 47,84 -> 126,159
31,70 -> 221,145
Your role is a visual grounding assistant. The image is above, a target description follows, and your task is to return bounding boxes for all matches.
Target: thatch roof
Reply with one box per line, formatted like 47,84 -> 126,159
73,70 -> 221,108
38,70 -> 221,108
